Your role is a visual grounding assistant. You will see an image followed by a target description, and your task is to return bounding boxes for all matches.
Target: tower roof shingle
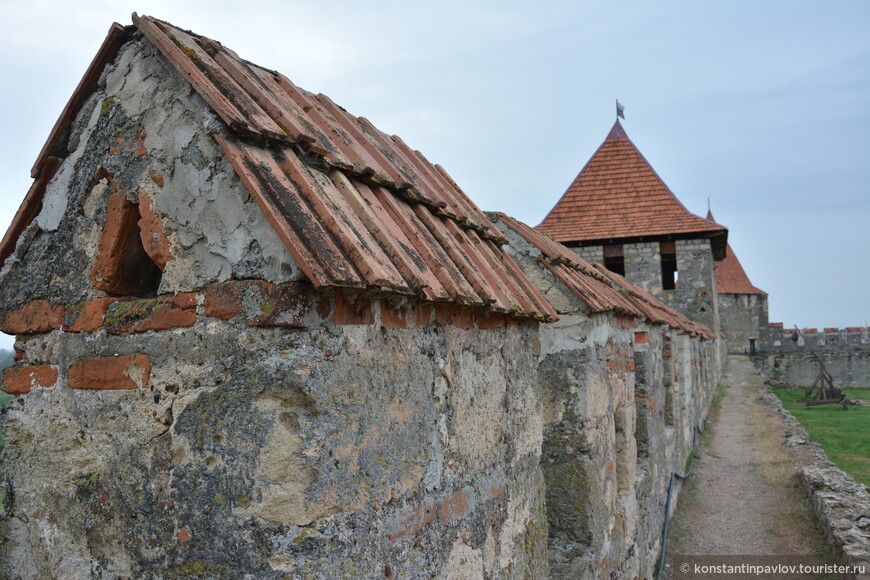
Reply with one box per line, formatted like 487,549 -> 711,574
537,120 -> 727,259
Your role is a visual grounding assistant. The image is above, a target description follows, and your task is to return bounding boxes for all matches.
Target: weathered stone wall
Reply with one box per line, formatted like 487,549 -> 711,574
718,293 -> 768,354
572,245 -> 601,266
752,351 -> 870,389
0,36 -> 300,319
493,213 -> 721,578
0,291 -> 546,578
763,327 -> 870,354
663,239 -> 719,334
0,37 -> 548,578
753,326 -> 870,389
570,239 -> 720,334
539,313 -> 639,578
539,316 -> 717,579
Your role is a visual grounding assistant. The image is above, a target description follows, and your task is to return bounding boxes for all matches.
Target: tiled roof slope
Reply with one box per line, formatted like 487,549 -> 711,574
537,121 -> 727,256
496,213 -> 713,338
706,211 -> 766,295
2,15 -> 556,322
593,264 -> 716,339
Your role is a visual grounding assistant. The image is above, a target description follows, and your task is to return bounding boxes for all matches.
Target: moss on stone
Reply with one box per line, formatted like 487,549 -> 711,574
100,98 -> 117,117
104,299 -> 161,327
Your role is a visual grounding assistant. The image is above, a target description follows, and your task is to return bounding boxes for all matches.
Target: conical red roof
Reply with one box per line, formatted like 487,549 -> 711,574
538,120 -> 726,251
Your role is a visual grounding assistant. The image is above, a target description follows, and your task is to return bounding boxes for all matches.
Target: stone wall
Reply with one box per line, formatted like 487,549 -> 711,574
0,289 -> 546,578
664,239 -> 720,334
571,239 -> 720,334
539,316 -> 717,578
495,215 -> 720,578
718,293 -> 768,354
752,351 -> 870,389
0,38 -> 547,578
763,327 -> 870,354
0,30 -> 725,579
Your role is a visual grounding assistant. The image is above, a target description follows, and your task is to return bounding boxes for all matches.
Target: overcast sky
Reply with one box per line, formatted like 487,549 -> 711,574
1,1 -> 868,350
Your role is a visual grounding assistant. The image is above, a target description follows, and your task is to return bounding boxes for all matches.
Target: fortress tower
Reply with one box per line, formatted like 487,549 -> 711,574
538,120 -> 728,335
706,210 -> 768,354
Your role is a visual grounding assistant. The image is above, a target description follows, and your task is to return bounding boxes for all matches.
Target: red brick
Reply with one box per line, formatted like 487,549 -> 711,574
253,283 -> 309,327
2,365 -> 58,394
90,194 -> 144,295
149,171 -> 164,188
13,351 -> 26,361
65,297 -> 127,332
451,308 -> 474,330
137,190 -> 172,270
414,305 -> 433,327
634,332 -> 649,344
203,282 -> 245,320
104,296 -> 196,334
532,338 -> 541,357
433,304 -> 475,329
475,312 -> 506,330
380,302 -> 410,329
162,292 -> 197,309
617,316 -> 636,329
330,293 -> 372,325
434,303 -> 454,326
68,354 -> 151,390
1,300 -> 64,334
136,303 -> 196,332
204,281 -> 308,327
316,295 -> 332,320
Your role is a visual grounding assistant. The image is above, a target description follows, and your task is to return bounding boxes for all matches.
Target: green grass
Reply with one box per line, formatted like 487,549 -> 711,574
772,387 -> 870,486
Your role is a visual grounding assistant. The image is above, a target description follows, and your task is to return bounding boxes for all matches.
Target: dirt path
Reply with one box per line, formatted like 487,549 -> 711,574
665,355 -> 827,561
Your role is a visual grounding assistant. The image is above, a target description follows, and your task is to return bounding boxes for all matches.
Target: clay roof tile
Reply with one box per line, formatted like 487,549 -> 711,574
0,14 -> 557,323
538,120 -> 727,258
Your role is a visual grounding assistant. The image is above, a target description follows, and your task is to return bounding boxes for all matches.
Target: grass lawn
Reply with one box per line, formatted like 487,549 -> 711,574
772,387 -> 870,486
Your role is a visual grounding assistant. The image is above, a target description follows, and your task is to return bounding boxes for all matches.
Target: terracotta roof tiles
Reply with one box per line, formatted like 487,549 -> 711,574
537,120 -> 727,258
592,264 -> 716,339
495,213 -> 714,339
1,15 -> 557,322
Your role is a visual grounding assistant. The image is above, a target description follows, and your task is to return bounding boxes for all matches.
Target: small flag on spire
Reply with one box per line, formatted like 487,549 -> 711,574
616,100 -> 625,120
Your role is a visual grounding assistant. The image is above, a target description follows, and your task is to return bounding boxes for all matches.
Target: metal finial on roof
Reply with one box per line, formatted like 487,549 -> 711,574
616,100 -> 625,120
